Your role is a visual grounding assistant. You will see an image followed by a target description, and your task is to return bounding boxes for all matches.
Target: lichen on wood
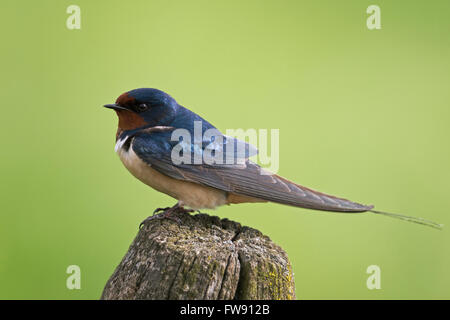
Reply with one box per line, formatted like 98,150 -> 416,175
101,211 -> 295,300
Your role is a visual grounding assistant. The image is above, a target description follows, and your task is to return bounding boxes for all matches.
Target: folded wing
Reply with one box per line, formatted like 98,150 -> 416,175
132,131 -> 373,213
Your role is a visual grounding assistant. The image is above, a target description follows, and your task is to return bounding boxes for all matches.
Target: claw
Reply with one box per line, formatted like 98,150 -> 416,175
140,203 -> 192,229
139,212 -> 182,228
152,207 -> 171,215
163,214 -> 182,224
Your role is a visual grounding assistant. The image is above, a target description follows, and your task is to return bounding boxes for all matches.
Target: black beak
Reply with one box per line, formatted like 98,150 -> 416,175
103,104 -> 127,111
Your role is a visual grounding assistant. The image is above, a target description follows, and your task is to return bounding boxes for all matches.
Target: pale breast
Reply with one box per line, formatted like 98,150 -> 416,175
115,137 -> 228,210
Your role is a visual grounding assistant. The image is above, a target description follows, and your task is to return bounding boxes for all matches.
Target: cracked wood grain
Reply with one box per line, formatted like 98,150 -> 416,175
101,211 -> 295,300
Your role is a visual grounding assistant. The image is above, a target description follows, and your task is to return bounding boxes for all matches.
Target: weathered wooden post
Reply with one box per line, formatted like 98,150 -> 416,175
101,211 -> 295,300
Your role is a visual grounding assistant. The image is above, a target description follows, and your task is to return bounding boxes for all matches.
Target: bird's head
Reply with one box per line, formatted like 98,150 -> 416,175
104,88 -> 178,132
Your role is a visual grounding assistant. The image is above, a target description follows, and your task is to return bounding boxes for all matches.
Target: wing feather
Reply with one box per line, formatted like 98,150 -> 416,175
132,131 -> 373,212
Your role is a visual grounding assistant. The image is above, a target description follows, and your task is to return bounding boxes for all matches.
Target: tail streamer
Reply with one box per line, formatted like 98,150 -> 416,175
370,210 -> 443,230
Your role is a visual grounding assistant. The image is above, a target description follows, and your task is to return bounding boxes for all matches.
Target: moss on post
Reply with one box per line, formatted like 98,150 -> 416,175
101,211 -> 295,300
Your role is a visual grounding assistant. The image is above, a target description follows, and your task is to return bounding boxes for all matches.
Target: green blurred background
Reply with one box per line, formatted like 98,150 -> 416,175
1,0 -> 449,299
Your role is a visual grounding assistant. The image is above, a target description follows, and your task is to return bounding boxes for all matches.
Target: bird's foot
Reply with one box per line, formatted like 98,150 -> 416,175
140,204 -> 195,228
140,210 -> 181,228
152,207 -> 171,215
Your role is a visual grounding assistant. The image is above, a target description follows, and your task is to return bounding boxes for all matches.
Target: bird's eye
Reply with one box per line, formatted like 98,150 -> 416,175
136,103 -> 149,112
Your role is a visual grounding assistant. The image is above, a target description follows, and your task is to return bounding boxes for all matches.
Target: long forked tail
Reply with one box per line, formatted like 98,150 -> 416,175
217,162 -> 443,229
370,210 -> 443,230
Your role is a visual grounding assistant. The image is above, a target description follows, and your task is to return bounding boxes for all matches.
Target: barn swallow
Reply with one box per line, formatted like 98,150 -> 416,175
104,88 -> 441,229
